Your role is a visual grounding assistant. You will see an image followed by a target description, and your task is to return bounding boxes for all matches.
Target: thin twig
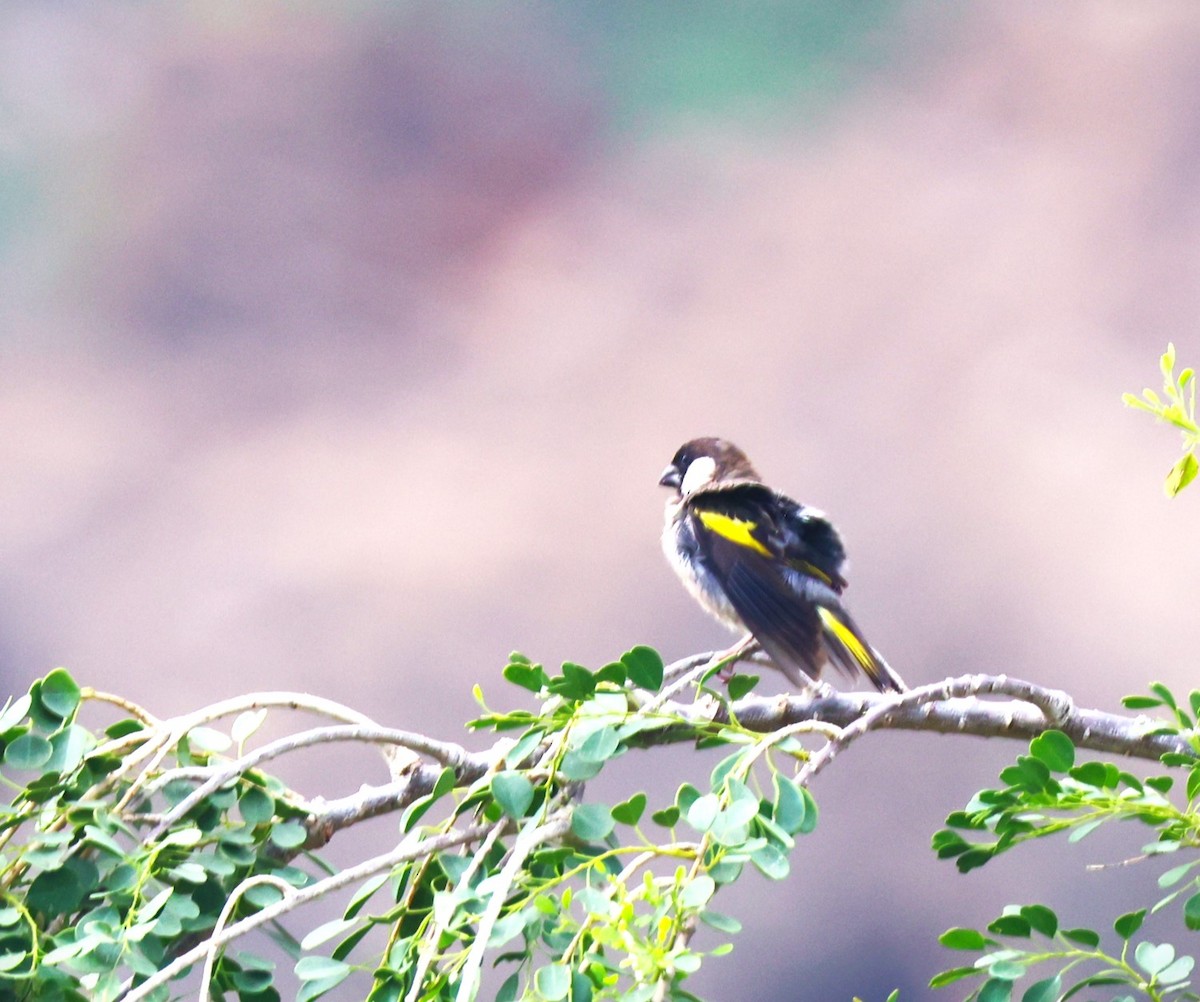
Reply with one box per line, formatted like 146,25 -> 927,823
118,821 -> 495,1002
454,809 -> 573,1002
196,874 -> 294,1001
143,724 -> 471,843
404,819 -> 510,1002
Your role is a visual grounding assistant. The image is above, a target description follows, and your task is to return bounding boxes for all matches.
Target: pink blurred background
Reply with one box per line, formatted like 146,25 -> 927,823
4,2 -> 1200,997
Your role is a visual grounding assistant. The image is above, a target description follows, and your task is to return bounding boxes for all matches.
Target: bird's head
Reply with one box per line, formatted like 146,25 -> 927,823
658,437 -> 761,497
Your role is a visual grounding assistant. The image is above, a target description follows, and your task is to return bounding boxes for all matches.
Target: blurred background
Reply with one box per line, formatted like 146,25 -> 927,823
4,1 -> 1200,997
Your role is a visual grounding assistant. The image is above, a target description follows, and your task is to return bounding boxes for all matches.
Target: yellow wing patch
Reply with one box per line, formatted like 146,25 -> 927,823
696,510 -> 772,557
817,607 -> 874,670
796,560 -> 833,586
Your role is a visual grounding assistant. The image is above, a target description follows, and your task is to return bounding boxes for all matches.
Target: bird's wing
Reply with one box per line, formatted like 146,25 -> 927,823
685,487 -> 826,687
688,486 -> 904,693
772,499 -> 848,592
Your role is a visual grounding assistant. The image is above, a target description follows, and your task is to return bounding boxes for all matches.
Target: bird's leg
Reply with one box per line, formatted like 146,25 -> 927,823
713,633 -> 759,681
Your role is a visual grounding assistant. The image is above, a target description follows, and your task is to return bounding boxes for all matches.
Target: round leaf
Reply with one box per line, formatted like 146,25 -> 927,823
1020,975 -> 1061,1002
534,963 -> 570,1002
1135,941 -> 1175,977
1029,730 -> 1074,772
621,646 -> 664,691
38,669 -> 81,719
295,956 -> 351,982
239,787 -> 275,825
491,772 -> 534,819
4,733 -> 53,771
571,804 -> 615,842
1115,909 -> 1147,939
1184,894 -> 1200,932
939,928 -> 989,951
269,821 -> 308,849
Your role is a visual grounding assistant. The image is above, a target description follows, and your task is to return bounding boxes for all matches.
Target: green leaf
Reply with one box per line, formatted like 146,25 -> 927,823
939,928 -> 989,951
591,662 -> 625,688
231,708 -> 268,746
496,973 -> 520,1002
1158,862 -> 1194,888
571,804 -> 615,842
1115,909 -> 1146,939
679,875 -> 716,909
1068,818 -> 1105,843
929,966 -> 984,988
651,806 -> 679,828
26,866 -> 84,917
559,749 -> 605,782
988,959 -> 1026,981
4,732 -> 53,771
38,668 -> 81,719
571,971 -> 594,1002
239,787 -> 275,825
724,778 -> 761,826
987,915 -> 1031,938
686,794 -> 720,833
611,793 -> 647,826
535,962 -> 570,1002
621,646 -> 664,691
750,843 -> 789,880
0,951 -> 27,973
1150,682 -> 1178,710
1029,730 -> 1074,772
301,918 -> 357,950
245,883 -> 285,908
1135,941 -> 1175,976
700,910 -> 742,933
576,726 -> 620,764
503,662 -> 549,694
1021,975 -> 1062,1002
773,774 -> 808,835
547,662 -> 595,701
1159,955 -> 1195,985
1019,905 -> 1057,938
726,674 -> 759,700
978,977 -> 1013,1002
491,772 -> 534,819
295,957 -> 351,1001
0,694 -> 31,734
1069,761 -> 1116,787
1185,893 -> 1200,931
344,873 -> 389,921
796,786 -> 818,834
1061,927 -> 1100,947
1166,453 -> 1198,496
269,821 -> 308,849
1122,695 -> 1161,710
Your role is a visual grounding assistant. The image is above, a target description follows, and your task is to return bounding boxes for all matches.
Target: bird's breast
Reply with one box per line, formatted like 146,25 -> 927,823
662,503 -> 744,630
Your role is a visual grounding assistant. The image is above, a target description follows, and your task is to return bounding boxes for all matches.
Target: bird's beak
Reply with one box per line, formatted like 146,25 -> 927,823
658,465 -> 681,490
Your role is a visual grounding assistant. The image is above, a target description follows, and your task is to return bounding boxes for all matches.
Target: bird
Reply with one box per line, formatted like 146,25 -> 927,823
659,437 -> 905,693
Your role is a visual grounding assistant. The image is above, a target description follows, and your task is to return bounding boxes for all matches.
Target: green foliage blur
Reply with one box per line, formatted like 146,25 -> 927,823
1124,344 -> 1200,496
930,682 -> 1200,1001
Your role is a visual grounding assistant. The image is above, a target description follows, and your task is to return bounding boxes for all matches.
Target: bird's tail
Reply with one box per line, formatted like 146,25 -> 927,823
816,606 -> 907,694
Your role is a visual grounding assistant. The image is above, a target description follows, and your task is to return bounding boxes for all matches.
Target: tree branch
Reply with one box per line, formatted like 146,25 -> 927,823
288,669 -> 1189,853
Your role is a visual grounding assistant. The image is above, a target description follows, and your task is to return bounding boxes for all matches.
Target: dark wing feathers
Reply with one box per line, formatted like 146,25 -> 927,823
686,484 -> 903,692
708,536 -> 824,688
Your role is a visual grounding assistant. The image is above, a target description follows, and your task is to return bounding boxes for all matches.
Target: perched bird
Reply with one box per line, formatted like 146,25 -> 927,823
659,437 -> 905,693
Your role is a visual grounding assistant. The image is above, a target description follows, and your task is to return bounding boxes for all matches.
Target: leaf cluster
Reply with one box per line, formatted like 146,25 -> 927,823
1124,343 -> 1200,496
931,682 -> 1200,1001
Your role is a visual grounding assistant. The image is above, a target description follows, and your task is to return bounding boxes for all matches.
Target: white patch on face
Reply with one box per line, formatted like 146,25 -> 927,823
679,455 -> 717,496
